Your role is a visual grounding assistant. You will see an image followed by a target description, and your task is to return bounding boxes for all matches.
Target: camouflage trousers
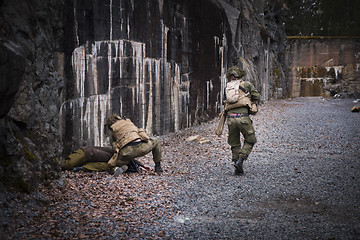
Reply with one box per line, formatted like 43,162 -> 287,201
227,117 -> 257,162
61,149 -> 111,172
113,137 -> 162,167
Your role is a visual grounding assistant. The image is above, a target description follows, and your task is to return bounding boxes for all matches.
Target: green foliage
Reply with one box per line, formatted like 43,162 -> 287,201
285,0 -> 360,36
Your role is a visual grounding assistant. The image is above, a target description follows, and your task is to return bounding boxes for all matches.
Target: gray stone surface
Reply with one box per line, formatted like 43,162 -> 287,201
0,0 -> 64,191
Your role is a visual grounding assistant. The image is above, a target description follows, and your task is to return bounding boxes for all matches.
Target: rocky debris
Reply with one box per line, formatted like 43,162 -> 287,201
185,135 -> 211,144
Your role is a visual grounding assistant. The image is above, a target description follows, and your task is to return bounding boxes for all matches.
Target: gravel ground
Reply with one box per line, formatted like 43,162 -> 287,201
159,97 -> 360,240
1,97 -> 360,239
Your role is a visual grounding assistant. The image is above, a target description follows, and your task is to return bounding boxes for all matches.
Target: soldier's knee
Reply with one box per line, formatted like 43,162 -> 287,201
150,137 -> 159,145
246,133 -> 257,144
61,161 -> 72,170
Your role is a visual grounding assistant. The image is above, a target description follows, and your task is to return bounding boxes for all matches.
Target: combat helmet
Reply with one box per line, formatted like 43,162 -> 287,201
106,114 -> 121,129
226,66 -> 246,79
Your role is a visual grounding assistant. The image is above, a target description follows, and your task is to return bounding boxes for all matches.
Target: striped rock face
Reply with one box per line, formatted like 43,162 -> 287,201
60,0 -> 230,154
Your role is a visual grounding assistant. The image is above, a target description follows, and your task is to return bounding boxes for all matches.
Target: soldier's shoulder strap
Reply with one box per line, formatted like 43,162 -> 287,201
238,84 -> 248,94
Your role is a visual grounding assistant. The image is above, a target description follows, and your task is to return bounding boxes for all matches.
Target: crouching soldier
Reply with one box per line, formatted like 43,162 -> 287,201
106,114 -> 163,173
61,146 -> 150,176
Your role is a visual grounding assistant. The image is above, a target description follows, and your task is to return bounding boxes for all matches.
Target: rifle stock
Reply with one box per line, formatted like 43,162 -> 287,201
108,148 -> 119,167
215,110 -> 226,136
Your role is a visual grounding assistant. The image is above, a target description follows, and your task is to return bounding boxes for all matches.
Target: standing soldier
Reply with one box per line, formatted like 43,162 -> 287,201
221,66 -> 260,175
106,114 -> 163,174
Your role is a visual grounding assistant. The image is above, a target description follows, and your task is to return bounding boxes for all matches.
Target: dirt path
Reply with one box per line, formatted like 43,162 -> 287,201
1,97 -> 360,239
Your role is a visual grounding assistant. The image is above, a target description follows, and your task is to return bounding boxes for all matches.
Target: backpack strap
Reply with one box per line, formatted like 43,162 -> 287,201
238,85 -> 248,94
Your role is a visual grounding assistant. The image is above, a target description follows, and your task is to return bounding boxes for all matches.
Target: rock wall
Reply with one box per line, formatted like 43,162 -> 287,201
0,0 -> 64,192
59,0 -> 231,154
0,0 -> 288,191
222,0 -> 288,100
60,0 -> 288,154
286,37 -> 360,98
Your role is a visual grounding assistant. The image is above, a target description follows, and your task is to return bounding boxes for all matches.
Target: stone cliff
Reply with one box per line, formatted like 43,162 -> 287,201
60,0 -> 232,154
0,0 -> 64,192
0,0 -> 287,191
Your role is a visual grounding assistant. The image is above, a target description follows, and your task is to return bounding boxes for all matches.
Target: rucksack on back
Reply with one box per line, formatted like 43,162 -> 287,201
225,80 -> 247,103
224,80 -> 258,115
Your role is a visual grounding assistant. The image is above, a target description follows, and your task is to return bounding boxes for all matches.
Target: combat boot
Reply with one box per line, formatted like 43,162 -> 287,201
73,166 -> 82,172
126,160 -> 139,173
234,158 -> 244,175
154,162 -> 163,173
113,165 -> 128,177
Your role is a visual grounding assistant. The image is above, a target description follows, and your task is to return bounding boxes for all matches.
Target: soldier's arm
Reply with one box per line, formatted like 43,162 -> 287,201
247,82 -> 260,102
109,134 -> 115,148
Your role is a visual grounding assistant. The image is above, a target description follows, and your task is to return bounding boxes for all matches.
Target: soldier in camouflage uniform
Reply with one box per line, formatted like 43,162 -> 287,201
61,146 -> 149,176
106,114 -> 163,173
224,66 -> 260,175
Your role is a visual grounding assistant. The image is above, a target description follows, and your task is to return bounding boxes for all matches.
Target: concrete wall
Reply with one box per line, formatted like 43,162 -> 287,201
286,37 -> 360,98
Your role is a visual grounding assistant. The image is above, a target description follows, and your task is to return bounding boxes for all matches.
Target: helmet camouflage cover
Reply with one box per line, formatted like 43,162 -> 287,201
106,114 -> 121,129
226,66 -> 246,79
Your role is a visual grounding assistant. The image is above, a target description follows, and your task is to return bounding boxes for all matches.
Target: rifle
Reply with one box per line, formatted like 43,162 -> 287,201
107,147 -> 119,167
215,110 -> 226,136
